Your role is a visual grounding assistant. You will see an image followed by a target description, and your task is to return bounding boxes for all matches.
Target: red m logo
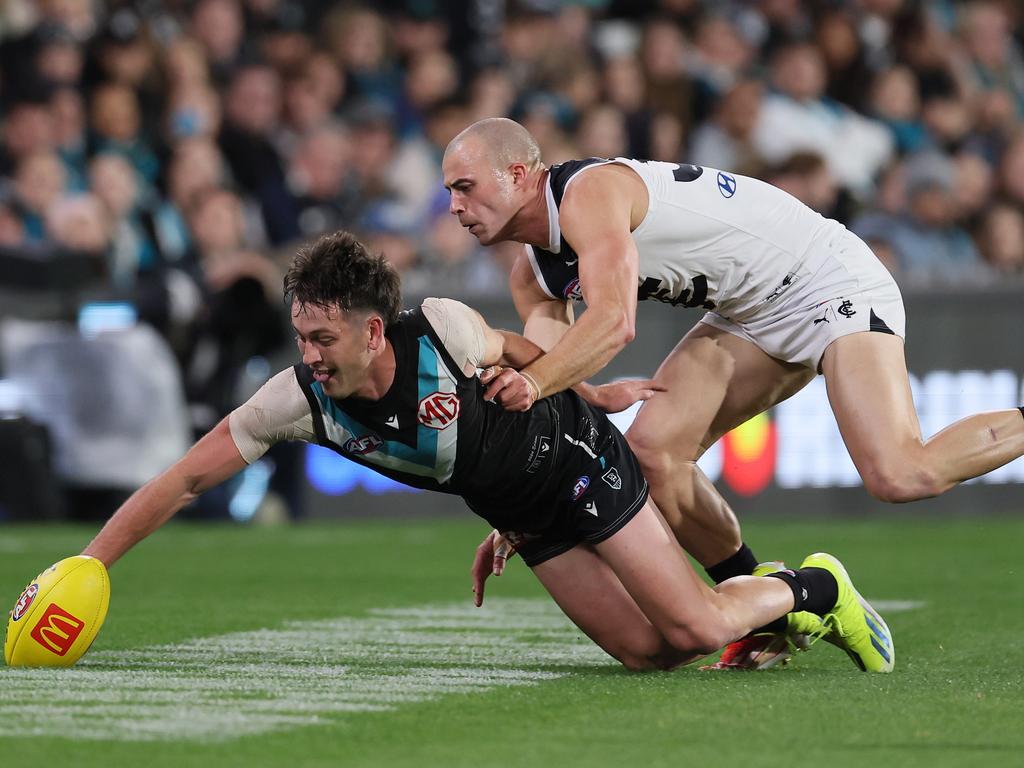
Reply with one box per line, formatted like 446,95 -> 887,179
30,603 -> 86,656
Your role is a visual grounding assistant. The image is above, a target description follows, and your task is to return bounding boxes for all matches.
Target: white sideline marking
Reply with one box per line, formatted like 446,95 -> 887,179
0,599 -> 606,742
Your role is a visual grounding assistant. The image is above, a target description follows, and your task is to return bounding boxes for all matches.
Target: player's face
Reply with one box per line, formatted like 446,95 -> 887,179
442,139 -> 517,246
291,299 -> 373,399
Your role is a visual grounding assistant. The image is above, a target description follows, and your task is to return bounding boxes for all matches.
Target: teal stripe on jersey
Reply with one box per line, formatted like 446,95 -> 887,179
310,336 -> 459,484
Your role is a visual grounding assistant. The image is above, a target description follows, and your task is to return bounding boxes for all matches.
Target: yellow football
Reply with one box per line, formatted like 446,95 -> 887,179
5,555 -> 110,667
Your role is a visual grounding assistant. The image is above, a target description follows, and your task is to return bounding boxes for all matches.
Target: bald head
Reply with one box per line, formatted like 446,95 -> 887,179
445,118 -> 543,172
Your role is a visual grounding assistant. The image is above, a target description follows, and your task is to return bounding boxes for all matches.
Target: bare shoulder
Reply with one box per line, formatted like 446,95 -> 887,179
561,163 -> 647,232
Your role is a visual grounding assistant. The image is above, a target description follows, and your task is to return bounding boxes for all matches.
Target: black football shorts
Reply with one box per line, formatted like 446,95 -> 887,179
501,425 -> 649,567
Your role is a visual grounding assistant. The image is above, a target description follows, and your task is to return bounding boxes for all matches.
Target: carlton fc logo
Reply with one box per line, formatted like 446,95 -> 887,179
344,434 -> 383,455
418,391 -> 461,429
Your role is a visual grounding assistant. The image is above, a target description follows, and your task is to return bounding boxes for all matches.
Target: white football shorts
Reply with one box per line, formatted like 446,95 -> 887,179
700,226 -> 906,371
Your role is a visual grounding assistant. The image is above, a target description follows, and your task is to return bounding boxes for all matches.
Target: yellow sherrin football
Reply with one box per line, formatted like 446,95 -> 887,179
5,555 -> 110,667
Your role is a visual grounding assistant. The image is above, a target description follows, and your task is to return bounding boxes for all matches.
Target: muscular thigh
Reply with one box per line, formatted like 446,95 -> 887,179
531,542 -> 670,667
628,322 -> 814,458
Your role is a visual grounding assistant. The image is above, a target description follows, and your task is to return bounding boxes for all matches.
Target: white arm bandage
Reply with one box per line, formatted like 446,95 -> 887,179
228,368 -> 316,464
421,297 -> 487,374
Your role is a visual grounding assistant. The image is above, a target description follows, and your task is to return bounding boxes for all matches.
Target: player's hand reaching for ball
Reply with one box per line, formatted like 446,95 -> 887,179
471,529 -> 515,607
480,366 -> 538,411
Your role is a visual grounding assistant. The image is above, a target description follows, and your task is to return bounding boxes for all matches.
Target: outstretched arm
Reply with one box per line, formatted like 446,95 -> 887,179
81,418 -> 248,568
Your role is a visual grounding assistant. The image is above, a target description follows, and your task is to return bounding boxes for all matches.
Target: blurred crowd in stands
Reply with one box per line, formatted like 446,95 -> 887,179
1,0 -> 1023,518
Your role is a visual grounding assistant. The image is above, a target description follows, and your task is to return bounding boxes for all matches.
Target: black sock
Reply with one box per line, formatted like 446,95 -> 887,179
706,543 -> 758,584
766,567 -> 839,616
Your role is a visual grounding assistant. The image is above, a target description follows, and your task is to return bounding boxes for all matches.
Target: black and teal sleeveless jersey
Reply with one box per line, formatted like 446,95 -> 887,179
294,307 -> 629,533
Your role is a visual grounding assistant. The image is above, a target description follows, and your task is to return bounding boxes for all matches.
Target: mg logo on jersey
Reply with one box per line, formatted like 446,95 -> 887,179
418,392 -> 461,429
717,171 -> 737,198
29,603 -> 85,656
343,434 -> 383,455
11,582 -> 39,621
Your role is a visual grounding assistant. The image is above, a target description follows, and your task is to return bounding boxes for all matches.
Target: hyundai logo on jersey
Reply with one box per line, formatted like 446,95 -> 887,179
717,172 -> 737,198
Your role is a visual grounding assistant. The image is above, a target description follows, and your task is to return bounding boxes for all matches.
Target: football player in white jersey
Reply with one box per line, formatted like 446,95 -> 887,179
444,117 -> 1024,668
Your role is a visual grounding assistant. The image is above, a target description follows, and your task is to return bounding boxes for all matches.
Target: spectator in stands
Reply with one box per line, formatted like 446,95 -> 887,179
45,193 -> 110,256
1,97 -> 56,176
190,0 -> 247,87
34,23 -> 84,89
602,54 -> 654,158
689,79 -> 764,175
977,201 -> 1024,275
688,13 -> 753,113
815,8 -> 874,113
88,153 -> 158,288
287,122 -> 357,238
959,1 -> 1024,119
89,81 -> 160,185
854,151 -> 985,282
953,150 -> 996,230
217,62 -> 293,244
576,103 -> 629,160
752,40 -> 893,196
764,151 -> 839,219
869,65 -> 929,154
996,131 -> 1024,206
51,87 -> 88,192
640,17 -> 694,134
11,151 -> 67,243
0,200 -> 26,247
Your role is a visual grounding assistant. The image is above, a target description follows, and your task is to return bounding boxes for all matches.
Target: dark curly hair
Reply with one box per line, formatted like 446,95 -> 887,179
283,231 -> 402,327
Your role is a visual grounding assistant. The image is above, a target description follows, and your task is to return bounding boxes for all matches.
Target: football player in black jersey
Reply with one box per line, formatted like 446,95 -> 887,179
77,231 -> 893,672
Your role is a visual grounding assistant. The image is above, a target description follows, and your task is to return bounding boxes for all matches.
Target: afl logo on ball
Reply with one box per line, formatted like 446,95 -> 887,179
11,583 -> 39,621
418,392 -> 461,429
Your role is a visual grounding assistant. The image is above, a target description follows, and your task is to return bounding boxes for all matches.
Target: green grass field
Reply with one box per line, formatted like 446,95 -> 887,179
2,516 -> 1023,767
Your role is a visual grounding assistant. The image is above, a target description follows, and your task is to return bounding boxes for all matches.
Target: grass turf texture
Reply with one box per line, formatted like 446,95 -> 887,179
2,517 -> 1023,767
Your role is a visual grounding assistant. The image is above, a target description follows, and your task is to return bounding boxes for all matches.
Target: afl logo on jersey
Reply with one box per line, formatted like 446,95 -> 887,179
344,434 -> 383,455
570,475 -> 590,501
563,277 -> 583,301
717,171 -> 737,198
418,391 -> 461,429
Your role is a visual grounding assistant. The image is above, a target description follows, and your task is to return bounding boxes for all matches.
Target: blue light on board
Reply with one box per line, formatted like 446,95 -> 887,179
305,444 -> 419,495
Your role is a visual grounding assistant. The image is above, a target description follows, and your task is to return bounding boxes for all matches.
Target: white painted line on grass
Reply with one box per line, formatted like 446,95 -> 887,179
0,598 -> 607,743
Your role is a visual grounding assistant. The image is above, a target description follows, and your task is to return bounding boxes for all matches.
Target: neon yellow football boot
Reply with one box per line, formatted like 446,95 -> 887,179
800,552 -> 895,673
703,561 -> 826,670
